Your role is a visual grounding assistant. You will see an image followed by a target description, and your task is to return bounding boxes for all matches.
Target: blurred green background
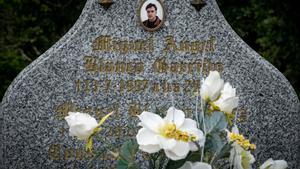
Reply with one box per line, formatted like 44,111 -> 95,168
0,0 -> 299,101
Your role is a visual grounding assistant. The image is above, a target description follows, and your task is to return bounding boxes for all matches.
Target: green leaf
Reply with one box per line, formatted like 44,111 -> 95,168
205,112 -> 228,134
116,140 -> 139,169
211,143 -> 232,165
210,133 -> 224,153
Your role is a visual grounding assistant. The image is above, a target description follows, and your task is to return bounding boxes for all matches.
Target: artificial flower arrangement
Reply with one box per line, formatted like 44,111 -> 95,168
65,71 -> 288,169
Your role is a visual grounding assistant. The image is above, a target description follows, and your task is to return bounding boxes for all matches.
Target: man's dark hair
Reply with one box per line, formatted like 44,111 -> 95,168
146,3 -> 157,11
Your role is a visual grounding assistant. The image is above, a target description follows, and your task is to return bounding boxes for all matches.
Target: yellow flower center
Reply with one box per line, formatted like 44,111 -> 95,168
160,123 -> 197,142
229,133 -> 256,150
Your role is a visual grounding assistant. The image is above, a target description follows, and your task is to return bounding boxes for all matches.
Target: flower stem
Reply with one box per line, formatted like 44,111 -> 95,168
233,106 -> 239,126
200,97 -> 207,162
195,93 -> 200,128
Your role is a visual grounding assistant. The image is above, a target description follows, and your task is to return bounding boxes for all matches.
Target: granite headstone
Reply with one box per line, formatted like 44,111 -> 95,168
1,0 -> 299,168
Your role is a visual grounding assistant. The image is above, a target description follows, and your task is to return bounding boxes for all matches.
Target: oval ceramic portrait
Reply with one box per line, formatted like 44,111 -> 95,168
139,0 -> 165,32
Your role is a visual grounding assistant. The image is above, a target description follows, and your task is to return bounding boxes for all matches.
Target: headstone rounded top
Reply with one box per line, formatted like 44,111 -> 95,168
1,0 -> 299,168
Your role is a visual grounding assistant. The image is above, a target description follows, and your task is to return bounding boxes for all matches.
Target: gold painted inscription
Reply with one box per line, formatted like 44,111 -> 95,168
84,56 -> 144,74
152,58 -> 223,75
92,35 -> 216,54
55,102 -> 120,120
92,36 -> 154,54
83,57 -> 223,75
75,79 -> 202,95
48,144 -> 115,161
164,36 -> 216,53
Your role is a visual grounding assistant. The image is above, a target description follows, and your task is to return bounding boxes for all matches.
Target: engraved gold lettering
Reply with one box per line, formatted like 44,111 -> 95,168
209,37 -> 216,52
179,41 -> 190,52
162,81 -> 172,93
126,80 -> 134,92
84,80 -> 90,93
75,79 -> 81,94
129,104 -> 140,116
134,40 -> 142,51
173,83 -> 180,93
164,36 -> 177,52
60,128 -> 66,136
152,83 -> 160,93
55,102 -> 76,120
187,63 -> 194,74
105,80 -> 111,92
148,37 -> 154,52
191,42 -> 199,54
119,80 -> 125,93
84,56 -> 98,72
170,63 -> 178,73
75,149 -> 85,160
48,144 -> 61,160
184,80 -> 192,93
238,108 -> 248,122
64,148 -> 73,160
153,59 -> 168,73
93,80 -> 99,94
105,62 -> 114,72
115,62 -> 126,73
92,36 -> 154,54
136,63 -> 144,73
126,62 -> 135,74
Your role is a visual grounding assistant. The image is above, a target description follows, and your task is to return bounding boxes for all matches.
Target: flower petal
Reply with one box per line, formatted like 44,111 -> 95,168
189,142 -> 198,151
164,107 -> 185,127
164,149 -> 187,161
259,158 -> 274,169
193,162 -> 212,169
200,71 -> 224,101
69,124 -> 92,140
213,82 -> 239,113
65,112 -> 98,140
138,111 -> 164,133
191,129 -> 205,146
273,160 -> 288,169
136,128 -> 159,146
259,158 -> 288,169
178,161 -> 193,169
170,141 -> 190,157
179,118 -> 197,131
215,97 -> 239,113
157,136 -> 177,150
139,144 -> 161,153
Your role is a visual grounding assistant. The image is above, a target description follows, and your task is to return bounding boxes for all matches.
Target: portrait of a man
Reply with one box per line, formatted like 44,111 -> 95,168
143,3 -> 161,29
140,0 -> 164,31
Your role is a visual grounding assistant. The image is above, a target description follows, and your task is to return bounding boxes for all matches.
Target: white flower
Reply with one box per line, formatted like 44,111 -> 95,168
228,125 -> 255,169
260,159 -> 288,169
200,71 -> 224,102
136,107 -> 205,160
65,112 -> 98,140
229,143 -> 255,169
179,161 -> 212,169
213,83 -> 239,113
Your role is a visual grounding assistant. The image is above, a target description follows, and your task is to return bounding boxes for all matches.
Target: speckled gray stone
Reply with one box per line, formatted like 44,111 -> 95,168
1,0 -> 299,168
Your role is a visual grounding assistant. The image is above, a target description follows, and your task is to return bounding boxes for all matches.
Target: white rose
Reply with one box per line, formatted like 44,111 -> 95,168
200,71 -> 224,102
179,161 -> 212,169
136,107 -> 205,160
213,82 -> 239,113
65,112 -> 98,140
260,159 -> 288,169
